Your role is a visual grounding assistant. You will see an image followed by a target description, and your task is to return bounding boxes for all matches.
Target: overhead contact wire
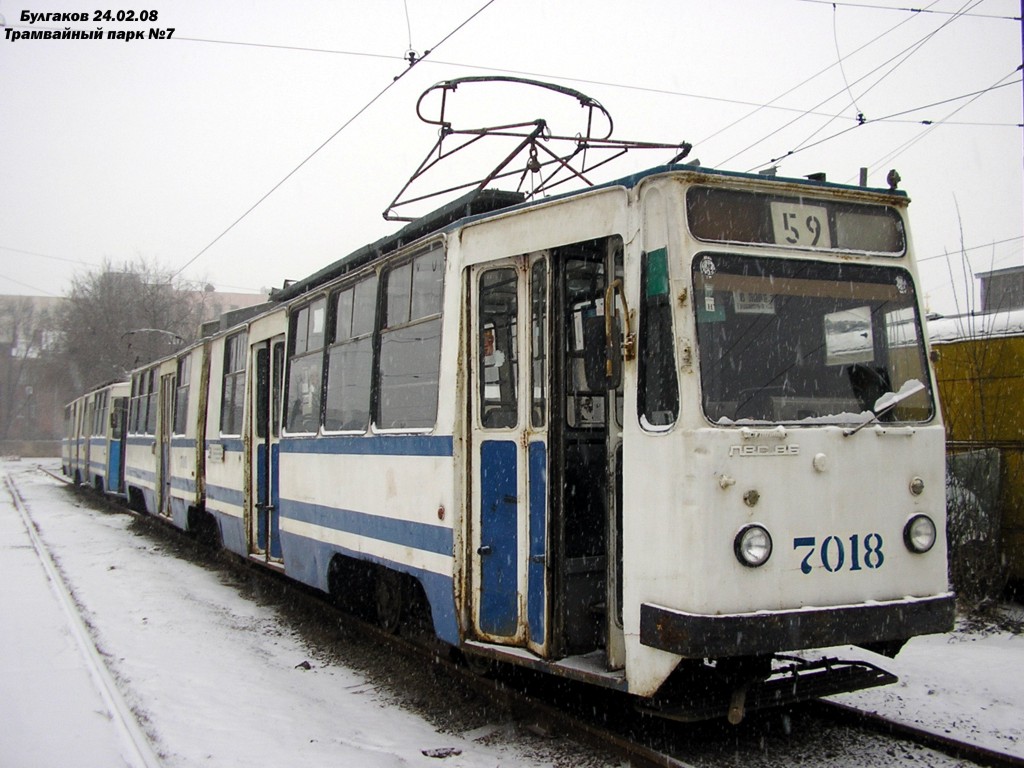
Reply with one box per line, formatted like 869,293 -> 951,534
733,0 -> 983,171
171,0 -> 498,280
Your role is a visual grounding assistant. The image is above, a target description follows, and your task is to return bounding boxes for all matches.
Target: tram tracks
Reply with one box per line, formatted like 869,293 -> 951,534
816,699 -> 1024,768
52,475 -> 693,767
37,468 -> 1024,768
3,467 -> 164,768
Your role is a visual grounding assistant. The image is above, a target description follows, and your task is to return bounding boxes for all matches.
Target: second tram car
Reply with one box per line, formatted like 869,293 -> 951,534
69,163 -> 955,721
64,380 -> 129,495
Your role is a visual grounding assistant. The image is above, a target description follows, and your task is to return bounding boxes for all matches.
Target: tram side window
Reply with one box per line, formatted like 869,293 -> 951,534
174,355 -> 191,435
325,275 -> 378,432
531,260 -> 547,428
564,256 -> 608,429
89,394 -> 100,435
99,393 -> 109,437
129,375 -> 141,433
478,268 -> 519,429
220,332 -> 248,435
638,249 -> 679,428
286,299 -> 326,433
378,248 -> 444,429
145,370 -> 158,434
111,398 -> 125,440
97,392 -> 109,436
130,370 -> 156,435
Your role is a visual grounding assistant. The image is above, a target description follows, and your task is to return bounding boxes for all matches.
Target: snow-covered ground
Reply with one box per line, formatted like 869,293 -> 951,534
1,459 -> 570,768
2,458 -> 1022,767
826,611 -> 1023,757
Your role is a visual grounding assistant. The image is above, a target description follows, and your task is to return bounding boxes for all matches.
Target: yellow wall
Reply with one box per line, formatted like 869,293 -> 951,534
934,335 -> 1024,581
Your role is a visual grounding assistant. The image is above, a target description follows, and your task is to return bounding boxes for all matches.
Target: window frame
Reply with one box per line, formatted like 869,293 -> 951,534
323,272 -> 379,435
173,354 -> 191,436
375,246 -> 445,432
220,331 -> 248,436
284,296 -> 328,435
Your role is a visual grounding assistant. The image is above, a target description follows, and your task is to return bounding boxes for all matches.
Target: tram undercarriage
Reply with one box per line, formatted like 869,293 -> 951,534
639,654 -> 897,725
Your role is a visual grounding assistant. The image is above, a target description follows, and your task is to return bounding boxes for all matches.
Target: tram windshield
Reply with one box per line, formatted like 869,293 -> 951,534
692,253 -> 933,425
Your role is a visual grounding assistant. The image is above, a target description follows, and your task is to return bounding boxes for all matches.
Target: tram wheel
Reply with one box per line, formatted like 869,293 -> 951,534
375,568 -> 404,634
462,651 -> 495,677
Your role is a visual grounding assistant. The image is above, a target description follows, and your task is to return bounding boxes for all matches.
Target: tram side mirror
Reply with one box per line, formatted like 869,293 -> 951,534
583,315 -> 622,391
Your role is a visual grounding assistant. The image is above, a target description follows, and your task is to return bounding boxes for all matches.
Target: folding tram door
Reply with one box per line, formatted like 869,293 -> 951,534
108,396 -> 127,495
469,237 -> 624,666
158,373 -> 175,518
249,335 -> 285,563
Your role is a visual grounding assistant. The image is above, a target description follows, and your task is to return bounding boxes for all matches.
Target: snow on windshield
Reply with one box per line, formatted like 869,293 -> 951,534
693,254 -> 933,425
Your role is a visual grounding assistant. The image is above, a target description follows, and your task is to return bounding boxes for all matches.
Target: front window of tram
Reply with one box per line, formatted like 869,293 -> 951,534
692,253 -> 934,425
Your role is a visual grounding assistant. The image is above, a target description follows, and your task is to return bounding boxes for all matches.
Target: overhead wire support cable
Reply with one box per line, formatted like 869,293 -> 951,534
0,273 -> 62,297
795,0 -> 1021,21
163,32 -> 931,127
715,0 -> 956,167
735,0 -> 985,171
783,0 -> 985,156
918,235 -> 1024,263
162,33 -> 892,123
757,72 -> 1021,168
833,2 -> 865,123
170,0 -> 498,281
863,67 -> 1023,173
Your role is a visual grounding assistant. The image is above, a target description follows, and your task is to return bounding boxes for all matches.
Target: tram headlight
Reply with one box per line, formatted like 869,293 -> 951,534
734,524 -> 773,567
903,514 -> 937,554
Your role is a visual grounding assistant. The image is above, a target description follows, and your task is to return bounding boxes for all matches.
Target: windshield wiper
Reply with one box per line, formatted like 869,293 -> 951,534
842,379 -> 926,437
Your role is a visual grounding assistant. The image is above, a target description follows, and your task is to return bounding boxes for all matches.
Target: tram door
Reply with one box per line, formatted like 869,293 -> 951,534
158,374 -> 175,518
82,400 -> 93,485
549,238 -> 625,666
470,256 -> 550,652
249,336 -> 285,563
108,397 -> 127,494
470,240 -> 625,664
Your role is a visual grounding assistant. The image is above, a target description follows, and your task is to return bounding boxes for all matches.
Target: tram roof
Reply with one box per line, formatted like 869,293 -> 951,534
270,163 -> 907,304
270,187 -> 525,303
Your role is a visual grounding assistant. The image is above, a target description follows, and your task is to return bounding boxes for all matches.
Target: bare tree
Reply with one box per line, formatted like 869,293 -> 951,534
57,259 -> 212,390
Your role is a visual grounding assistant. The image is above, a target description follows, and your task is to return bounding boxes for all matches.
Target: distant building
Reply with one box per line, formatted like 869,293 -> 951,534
977,265 -> 1024,313
197,290 -> 272,324
0,295 -> 67,445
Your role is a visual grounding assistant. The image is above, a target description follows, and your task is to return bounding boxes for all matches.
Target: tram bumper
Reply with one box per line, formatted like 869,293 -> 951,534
639,594 -> 956,658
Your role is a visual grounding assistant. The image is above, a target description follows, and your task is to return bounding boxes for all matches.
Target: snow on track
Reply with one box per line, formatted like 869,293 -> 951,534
2,468 -> 162,768
1,461 -> 563,768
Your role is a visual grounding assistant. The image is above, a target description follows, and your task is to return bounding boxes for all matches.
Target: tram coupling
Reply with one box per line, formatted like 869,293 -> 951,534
636,655 -> 897,725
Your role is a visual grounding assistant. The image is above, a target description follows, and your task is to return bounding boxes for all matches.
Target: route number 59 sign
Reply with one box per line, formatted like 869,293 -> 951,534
771,202 -> 832,248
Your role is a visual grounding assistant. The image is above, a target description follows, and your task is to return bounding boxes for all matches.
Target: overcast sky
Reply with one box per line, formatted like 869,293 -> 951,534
1,0 -> 1020,314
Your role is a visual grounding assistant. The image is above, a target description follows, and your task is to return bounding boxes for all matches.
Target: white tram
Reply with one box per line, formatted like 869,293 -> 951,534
63,380 -> 130,495
74,164 -> 954,721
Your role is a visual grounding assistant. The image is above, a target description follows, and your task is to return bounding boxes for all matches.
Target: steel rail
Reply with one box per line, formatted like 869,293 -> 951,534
56,476 -> 1020,768
819,699 -> 1024,768
63,478 -> 696,768
4,469 -> 164,768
